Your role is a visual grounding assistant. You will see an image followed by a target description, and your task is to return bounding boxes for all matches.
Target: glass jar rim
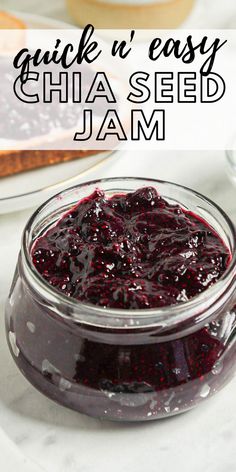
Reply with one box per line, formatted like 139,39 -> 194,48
21,176 -> 236,330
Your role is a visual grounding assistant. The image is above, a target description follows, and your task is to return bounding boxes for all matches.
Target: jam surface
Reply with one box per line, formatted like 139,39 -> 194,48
32,186 -> 230,309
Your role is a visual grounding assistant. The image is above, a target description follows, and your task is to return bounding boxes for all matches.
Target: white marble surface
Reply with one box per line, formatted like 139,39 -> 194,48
0,1 -> 236,471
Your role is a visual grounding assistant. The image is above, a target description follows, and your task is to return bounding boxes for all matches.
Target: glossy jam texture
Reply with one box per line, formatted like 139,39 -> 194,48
6,185 -> 236,421
32,186 -> 230,309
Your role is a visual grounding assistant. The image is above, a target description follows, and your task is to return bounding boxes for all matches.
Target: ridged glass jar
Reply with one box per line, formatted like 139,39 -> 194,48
5,177 -> 236,421
226,149 -> 236,186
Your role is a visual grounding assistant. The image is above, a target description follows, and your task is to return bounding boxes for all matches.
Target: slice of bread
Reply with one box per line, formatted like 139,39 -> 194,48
0,10 -> 26,29
0,11 -> 26,54
0,11 -> 102,177
0,149 -> 103,178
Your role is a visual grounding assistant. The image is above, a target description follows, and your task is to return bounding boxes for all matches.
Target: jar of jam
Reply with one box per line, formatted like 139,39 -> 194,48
66,0 -> 195,29
5,177 -> 236,421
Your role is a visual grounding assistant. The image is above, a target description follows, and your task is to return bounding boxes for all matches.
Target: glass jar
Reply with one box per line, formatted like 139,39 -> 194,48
226,149 -> 236,186
5,177 -> 236,421
66,0 -> 195,29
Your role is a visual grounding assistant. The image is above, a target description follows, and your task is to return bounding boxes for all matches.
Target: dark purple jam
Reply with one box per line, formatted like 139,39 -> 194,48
6,186 -> 236,420
32,186 -> 230,309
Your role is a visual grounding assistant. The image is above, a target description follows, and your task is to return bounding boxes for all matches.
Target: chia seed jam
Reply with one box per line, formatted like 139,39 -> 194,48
5,179 -> 236,421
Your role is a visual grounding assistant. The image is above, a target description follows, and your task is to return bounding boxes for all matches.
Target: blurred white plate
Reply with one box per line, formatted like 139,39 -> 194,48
0,152 -> 113,214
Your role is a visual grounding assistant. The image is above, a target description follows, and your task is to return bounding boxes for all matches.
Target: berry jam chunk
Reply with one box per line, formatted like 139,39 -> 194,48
32,186 -> 230,309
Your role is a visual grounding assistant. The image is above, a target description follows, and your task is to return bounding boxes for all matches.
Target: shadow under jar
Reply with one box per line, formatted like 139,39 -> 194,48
5,177 -> 236,421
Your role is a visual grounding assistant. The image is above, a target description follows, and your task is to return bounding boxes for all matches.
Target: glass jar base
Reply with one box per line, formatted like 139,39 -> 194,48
8,340 -> 235,422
